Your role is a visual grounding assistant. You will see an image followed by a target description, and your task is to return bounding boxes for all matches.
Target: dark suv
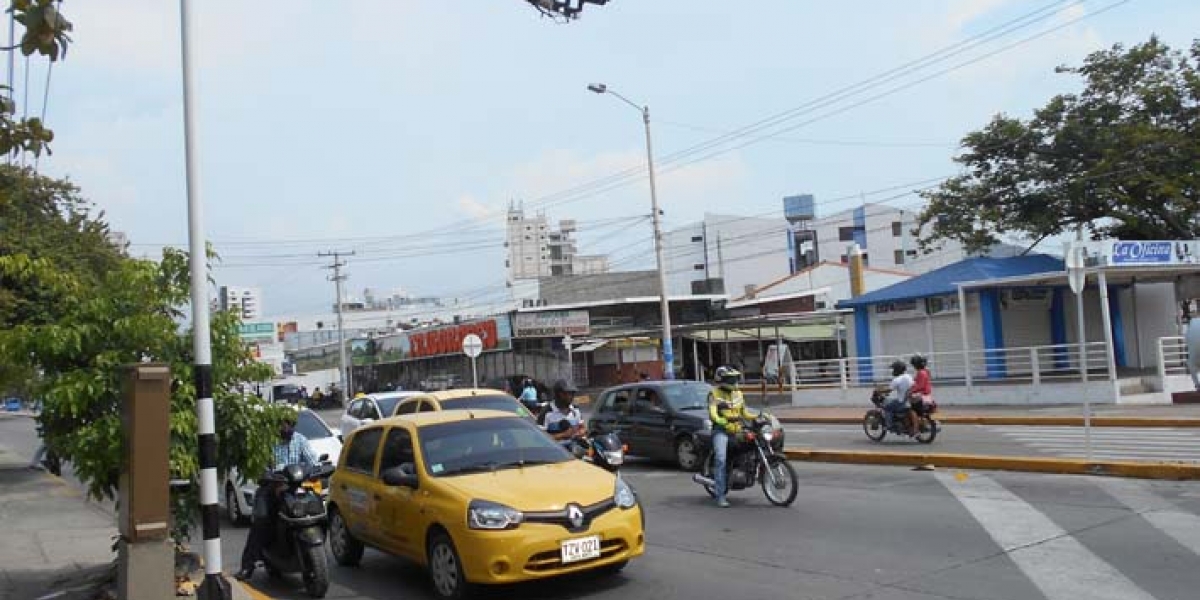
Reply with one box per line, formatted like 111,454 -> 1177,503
587,380 -> 785,471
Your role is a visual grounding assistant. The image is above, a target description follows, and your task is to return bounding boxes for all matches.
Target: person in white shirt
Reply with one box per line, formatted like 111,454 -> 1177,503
542,379 -> 585,443
883,360 -> 913,432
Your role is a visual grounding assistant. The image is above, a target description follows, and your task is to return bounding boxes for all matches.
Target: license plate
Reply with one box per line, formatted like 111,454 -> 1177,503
560,536 -> 601,564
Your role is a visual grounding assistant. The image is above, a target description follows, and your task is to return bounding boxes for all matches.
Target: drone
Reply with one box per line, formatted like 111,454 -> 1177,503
527,0 -> 611,21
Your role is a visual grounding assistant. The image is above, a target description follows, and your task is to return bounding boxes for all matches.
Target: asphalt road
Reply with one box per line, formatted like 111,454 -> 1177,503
220,458 -> 1200,600
786,423 -> 1200,462
10,409 -> 1200,600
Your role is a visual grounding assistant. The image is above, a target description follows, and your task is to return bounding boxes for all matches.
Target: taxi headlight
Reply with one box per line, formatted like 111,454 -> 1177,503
614,475 -> 637,509
467,500 -> 524,530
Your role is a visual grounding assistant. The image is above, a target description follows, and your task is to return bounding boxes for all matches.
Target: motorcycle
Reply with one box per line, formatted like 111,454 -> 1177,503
566,431 -> 625,473
259,462 -> 336,598
862,388 -> 938,444
692,413 -> 799,507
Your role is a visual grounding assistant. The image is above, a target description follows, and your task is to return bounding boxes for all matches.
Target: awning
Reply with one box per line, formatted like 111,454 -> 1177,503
685,324 -> 839,342
571,340 -> 609,353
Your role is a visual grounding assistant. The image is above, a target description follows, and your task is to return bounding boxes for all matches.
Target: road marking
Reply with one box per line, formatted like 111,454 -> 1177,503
936,472 -> 1157,600
1096,478 -> 1200,558
1059,452 -> 1200,462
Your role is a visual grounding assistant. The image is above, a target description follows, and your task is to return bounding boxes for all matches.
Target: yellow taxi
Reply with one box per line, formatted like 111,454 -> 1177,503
327,409 -> 645,599
392,388 -> 535,421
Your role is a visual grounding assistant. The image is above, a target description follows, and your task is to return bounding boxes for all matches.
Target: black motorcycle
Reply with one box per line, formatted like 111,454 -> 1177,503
862,388 -> 938,444
692,413 -> 798,507
566,431 -> 625,473
260,462 -> 335,598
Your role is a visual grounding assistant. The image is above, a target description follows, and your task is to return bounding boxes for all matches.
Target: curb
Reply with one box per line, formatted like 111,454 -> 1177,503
234,578 -> 272,600
784,449 -> 1200,480
780,416 -> 1200,427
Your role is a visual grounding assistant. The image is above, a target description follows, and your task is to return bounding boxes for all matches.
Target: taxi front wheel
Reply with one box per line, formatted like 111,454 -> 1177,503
427,530 -> 475,600
328,508 -> 363,567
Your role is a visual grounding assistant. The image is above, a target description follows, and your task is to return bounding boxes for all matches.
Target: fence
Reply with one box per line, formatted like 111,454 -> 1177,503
791,342 -> 1112,389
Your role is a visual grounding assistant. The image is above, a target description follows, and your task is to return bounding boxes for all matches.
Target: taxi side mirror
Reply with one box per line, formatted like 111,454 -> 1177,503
382,463 -> 418,488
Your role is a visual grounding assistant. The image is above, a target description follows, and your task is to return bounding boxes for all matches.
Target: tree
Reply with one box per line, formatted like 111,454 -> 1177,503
917,36 -> 1200,254
0,244 -> 292,542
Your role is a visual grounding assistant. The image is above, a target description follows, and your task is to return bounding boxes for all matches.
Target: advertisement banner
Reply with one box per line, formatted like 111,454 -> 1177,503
408,318 -> 512,359
513,310 -> 590,337
1071,240 -> 1200,267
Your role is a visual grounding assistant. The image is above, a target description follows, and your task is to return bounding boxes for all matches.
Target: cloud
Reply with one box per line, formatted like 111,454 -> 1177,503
457,194 -> 493,219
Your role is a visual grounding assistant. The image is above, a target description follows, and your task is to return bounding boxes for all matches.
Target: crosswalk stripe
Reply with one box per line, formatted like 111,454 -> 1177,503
1096,478 -> 1200,558
1015,439 -> 1200,448
1059,452 -> 1200,462
1022,442 -> 1200,452
936,472 -> 1157,600
990,428 -> 1200,436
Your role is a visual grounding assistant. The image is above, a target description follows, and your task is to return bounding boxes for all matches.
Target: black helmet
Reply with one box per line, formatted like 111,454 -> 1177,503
552,379 -> 578,396
890,360 -> 908,377
910,354 -> 928,370
714,366 -> 742,388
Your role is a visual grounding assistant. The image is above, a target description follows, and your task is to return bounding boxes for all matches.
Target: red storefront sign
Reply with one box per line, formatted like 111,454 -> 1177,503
409,319 -> 501,359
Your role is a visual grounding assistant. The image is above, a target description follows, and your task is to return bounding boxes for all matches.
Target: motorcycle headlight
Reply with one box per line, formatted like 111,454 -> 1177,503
614,475 -> 637,509
467,500 -> 524,530
603,450 -> 625,466
760,425 -> 775,442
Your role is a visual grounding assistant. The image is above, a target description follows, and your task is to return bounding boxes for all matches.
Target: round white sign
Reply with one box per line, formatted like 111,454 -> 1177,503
461,334 -> 484,358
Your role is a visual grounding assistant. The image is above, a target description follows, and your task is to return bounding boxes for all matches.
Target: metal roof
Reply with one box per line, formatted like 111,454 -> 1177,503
837,254 -> 1064,308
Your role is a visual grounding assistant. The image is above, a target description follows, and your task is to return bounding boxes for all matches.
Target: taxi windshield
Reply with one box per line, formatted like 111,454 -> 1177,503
418,416 -> 570,477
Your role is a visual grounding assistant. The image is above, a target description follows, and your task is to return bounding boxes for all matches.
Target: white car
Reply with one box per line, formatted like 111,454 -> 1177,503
224,408 -> 342,526
338,391 -> 422,440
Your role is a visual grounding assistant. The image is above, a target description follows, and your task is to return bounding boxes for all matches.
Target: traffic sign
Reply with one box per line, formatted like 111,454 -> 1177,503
1065,244 -> 1086,295
462,334 -> 483,358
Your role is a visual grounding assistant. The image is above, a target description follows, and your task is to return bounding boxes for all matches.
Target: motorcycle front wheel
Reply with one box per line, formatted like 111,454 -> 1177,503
302,543 -> 330,598
761,455 -> 799,507
914,416 -> 938,444
863,411 -> 886,442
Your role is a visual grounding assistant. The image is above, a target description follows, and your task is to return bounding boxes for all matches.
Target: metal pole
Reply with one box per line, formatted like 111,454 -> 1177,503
320,251 -> 354,397
1099,268 -> 1118,387
643,106 -> 675,379
564,335 -> 574,383
180,2 -> 229,598
471,356 -> 478,389
1075,271 -> 1091,460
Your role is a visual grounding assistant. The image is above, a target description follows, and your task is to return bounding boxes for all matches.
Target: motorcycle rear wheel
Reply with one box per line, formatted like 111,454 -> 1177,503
914,416 -> 938,444
699,452 -> 718,499
761,456 -> 798,507
863,411 -> 886,442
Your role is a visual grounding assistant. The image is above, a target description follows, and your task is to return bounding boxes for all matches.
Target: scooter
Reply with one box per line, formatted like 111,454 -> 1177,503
567,431 -> 625,472
260,462 -> 336,598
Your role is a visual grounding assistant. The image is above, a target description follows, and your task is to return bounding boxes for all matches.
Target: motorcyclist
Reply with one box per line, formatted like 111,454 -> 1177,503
883,360 -> 914,433
542,379 -> 585,445
235,412 -> 318,581
708,366 -> 755,508
908,354 -> 933,433
519,378 -> 539,404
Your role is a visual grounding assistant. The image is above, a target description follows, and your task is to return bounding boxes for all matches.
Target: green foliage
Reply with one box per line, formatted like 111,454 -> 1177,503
0,0 -> 72,156
917,36 -> 1200,253
0,166 -> 291,543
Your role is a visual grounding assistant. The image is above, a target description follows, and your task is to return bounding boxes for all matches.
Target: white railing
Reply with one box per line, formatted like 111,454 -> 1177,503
791,342 -> 1111,389
1157,336 -> 1188,378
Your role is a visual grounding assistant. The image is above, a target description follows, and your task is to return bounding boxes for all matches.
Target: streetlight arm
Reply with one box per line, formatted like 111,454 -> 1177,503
587,83 -> 644,114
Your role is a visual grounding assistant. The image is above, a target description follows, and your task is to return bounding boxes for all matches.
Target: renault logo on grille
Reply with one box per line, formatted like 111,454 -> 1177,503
566,504 -> 585,529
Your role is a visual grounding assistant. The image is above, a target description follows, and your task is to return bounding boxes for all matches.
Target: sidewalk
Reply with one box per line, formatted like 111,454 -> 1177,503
0,440 -> 255,600
773,403 -> 1200,426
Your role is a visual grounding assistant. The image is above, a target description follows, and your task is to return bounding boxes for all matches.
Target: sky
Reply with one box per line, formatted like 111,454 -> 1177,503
29,0 -> 1200,318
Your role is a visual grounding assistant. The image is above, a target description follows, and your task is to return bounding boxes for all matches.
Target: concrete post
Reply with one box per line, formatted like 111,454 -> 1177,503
118,364 -> 175,600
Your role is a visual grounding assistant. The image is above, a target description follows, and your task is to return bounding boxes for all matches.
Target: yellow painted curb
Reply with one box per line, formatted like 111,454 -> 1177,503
784,449 -> 1200,480
780,416 -> 1200,427
235,579 -> 274,600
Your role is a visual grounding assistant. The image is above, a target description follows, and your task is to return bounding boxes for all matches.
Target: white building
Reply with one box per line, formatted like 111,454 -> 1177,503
505,203 -> 610,283
665,213 -> 791,298
219,286 -> 263,320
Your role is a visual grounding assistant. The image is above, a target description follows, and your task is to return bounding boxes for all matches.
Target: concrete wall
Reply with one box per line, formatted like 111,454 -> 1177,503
791,381 -> 1119,407
666,213 -> 791,298
537,271 -> 659,305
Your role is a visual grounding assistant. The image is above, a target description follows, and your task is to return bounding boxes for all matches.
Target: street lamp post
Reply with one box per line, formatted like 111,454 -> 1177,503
587,83 -> 674,379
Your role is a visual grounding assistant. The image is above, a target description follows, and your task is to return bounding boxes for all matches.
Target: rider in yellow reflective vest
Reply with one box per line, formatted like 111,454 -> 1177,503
708,366 -> 755,507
